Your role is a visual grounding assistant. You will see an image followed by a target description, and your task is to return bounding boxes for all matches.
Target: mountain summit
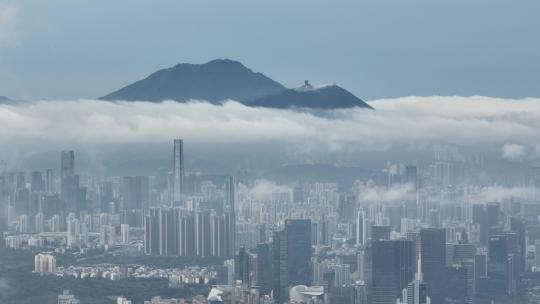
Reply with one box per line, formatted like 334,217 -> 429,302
249,81 -> 373,109
101,59 -> 286,103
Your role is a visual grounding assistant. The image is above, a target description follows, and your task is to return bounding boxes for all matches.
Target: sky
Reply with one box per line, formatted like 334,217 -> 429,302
1,0 -> 540,100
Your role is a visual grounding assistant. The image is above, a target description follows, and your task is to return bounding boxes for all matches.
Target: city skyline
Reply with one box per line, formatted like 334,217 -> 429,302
1,1 -> 540,304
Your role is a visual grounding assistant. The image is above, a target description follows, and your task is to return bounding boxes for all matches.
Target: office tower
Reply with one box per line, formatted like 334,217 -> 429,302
444,265 -> 469,304
235,247 -> 251,286
285,219 -> 312,285
420,228 -> 446,304
371,225 -> 391,241
356,209 -> 368,246
272,230 -> 287,304
372,239 -> 415,304
452,243 -> 475,265
34,253 -> 57,274
256,243 -> 273,296
61,150 -> 75,179
172,139 -> 184,203
225,175 -> 236,213
510,217 -> 526,274
472,204 -> 488,245
488,234 -> 516,295
45,169 -> 54,193
60,150 -> 83,213
270,222 -> 313,301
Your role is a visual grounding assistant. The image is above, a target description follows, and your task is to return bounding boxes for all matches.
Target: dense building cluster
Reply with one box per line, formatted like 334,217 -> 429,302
2,141 -> 540,304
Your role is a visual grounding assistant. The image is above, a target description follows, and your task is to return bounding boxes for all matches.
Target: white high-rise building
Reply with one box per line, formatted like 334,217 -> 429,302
51,214 -> 61,232
356,209 -> 367,246
121,224 -> 130,244
66,215 -> 80,248
34,253 -> 56,274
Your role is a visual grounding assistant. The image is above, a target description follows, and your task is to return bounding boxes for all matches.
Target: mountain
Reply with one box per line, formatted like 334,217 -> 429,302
0,96 -> 9,101
101,59 -> 286,103
249,81 -> 373,109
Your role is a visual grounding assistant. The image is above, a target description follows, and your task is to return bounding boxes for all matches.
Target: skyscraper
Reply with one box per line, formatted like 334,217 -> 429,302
172,139 -> 184,203
256,243 -> 273,296
286,219 -> 312,286
234,246 -> 251,286
372,239 -> 415,304
60,150 -> 83,213
420,228 -> 446,304
400,254 -> 429,304
356,209 -> 367,246
272,230 -> 288,304
225,175 -> 236,213
61,150 -> 75,179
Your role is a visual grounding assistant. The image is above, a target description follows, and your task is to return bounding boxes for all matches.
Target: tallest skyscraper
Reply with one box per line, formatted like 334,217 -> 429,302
173,139 -> 184,203
60,150 -> 83,213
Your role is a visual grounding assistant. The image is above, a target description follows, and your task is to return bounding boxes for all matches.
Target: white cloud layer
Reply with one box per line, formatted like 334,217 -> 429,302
0,4 -> 19,46
0,96 -> 539,160
501,144 -> 526,161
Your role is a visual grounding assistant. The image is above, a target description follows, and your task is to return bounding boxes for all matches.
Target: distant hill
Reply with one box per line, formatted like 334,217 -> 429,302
101,59 -> 286,103
0,96 -> 10,101
249,81 -> 373,109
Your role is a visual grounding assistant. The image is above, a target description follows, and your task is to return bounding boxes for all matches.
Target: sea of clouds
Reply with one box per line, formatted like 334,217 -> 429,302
0,96 -> 539,161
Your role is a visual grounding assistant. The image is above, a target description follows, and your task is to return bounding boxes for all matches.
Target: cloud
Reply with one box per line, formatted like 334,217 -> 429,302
356,184 -> 415,204
501,144 -> 526,161
0,4 -> 19,47
468,186 -> 540,203
247,179 -> 291,201
0,96 -> 539,164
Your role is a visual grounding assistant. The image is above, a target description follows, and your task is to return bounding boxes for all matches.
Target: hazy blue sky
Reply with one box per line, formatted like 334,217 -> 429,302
0,0 -> 539,100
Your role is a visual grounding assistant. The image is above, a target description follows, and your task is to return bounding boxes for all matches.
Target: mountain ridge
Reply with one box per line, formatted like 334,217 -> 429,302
249,81 -> 373,109
101,59 -> 372,110
101,59 -> 286,103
